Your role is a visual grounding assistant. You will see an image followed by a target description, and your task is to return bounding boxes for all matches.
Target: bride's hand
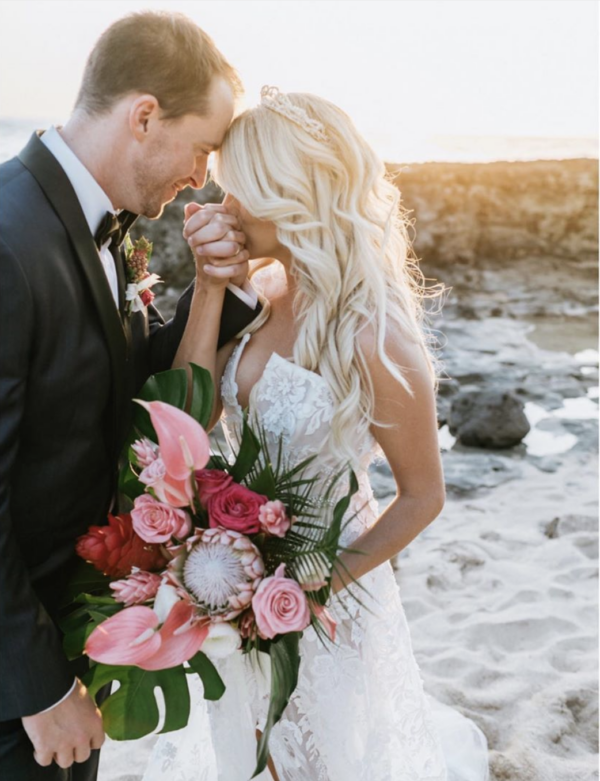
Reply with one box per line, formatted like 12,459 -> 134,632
183,202 -> 250,288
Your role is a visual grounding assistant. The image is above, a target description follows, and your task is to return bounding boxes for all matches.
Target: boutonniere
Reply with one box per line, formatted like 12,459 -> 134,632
123,235 -> 162,315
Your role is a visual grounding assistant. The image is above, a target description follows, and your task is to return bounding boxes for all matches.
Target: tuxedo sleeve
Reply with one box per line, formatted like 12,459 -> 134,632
147,278 -> 263,374
0,238 -> 75,719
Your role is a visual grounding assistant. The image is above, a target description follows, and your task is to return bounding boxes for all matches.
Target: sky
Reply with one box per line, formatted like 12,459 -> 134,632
0,0 -> 597,161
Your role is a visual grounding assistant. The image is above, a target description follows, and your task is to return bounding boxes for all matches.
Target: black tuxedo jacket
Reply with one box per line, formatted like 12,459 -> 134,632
0,132 -> 258,720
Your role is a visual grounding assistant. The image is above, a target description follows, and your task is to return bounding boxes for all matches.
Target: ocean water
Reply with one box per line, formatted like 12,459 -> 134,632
0,117 -> 597,165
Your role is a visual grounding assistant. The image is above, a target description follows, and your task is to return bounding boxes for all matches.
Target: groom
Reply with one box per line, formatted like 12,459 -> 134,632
0,11 -> 257,780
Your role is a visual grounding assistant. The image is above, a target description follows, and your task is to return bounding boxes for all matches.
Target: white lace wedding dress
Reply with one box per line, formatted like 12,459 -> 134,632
142,332 -> 490,781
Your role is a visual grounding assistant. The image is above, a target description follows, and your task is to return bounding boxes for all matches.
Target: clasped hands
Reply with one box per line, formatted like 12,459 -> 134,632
183,201 -> 250,289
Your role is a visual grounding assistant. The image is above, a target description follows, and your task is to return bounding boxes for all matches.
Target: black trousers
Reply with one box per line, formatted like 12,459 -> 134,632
0,685 -> 111,781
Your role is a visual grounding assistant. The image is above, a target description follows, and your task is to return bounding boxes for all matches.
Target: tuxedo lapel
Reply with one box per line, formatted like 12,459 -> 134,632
110,242 -> 127,316
18,132 -> 129,455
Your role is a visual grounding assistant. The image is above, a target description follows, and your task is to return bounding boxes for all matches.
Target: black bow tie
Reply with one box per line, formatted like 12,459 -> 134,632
94,210 -> 138,250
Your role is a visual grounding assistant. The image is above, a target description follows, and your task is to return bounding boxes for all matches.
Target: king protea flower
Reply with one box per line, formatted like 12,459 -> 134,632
168,527 -> 265,621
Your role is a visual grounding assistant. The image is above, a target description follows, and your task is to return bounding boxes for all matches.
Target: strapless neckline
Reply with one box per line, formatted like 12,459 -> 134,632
224,332 -> 331,416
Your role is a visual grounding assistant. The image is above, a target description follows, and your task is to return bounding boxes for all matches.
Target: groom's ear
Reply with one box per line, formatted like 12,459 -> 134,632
129,94 -> 161,141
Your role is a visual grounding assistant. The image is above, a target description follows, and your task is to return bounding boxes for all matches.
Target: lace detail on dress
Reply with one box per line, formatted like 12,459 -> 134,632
219,334 -> 376,480
142,333 -> 490,781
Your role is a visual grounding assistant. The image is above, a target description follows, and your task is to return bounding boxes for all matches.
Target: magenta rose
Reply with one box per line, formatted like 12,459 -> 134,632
252,563 -> 311,639
131,494 -> 192,544
207,484 -> 268,535
195,469 -> 233,508
258,500 -> 292,538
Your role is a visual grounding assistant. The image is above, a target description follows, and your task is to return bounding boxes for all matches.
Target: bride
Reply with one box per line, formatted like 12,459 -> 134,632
142,87 -> 489,781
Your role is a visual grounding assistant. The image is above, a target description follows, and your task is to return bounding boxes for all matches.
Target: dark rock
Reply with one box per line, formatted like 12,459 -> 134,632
436,397 -> 451,427
448,390 -> 531,448
437,378 -> 461,398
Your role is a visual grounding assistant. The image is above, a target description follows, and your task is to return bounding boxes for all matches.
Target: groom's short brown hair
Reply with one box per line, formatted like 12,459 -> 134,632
75,11 -> 242,119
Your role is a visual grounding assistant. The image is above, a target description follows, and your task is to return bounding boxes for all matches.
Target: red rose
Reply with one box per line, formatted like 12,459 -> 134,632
195,469 -> 233,508
76,513 -> 168,578
140,288 -> 155,306
207,484 -> 268,535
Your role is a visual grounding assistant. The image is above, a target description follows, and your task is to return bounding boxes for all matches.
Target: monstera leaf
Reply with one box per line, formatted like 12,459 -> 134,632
133,367 -> 189,439
84,662 -> 191,739
83,651 -> 225,741
189,362 -> 214,429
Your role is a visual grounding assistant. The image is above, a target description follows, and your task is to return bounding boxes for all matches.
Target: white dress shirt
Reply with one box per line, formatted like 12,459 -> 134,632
36,127 -> 257,714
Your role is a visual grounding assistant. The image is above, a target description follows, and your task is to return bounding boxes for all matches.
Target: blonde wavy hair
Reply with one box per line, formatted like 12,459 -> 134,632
212,91 -> 447,468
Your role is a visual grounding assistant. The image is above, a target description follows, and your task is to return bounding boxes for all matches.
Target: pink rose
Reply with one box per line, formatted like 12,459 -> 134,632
258,500 -> 292,538
207,484 -> 268,535
195,469 -> 233,508
252,563 -> 311,639
131,494 -> 192,544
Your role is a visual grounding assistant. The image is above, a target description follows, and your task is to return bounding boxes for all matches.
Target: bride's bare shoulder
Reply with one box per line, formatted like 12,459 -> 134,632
249,259 -> 288,300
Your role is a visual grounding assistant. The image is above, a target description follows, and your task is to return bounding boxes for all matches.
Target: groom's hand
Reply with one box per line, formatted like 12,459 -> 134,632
183,202 -> 250,288
22,678 -> 105,769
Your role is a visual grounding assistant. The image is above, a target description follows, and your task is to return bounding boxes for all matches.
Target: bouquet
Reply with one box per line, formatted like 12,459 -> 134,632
60,363 -> 361,777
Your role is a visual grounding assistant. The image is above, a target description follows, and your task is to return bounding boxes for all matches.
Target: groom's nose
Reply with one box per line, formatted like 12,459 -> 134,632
187,157 -> 209,189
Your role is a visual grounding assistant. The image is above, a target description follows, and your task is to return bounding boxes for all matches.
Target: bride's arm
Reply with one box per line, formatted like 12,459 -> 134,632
172,279 -> 225,426
172,253 -> 242,432
330,325 -> 446,594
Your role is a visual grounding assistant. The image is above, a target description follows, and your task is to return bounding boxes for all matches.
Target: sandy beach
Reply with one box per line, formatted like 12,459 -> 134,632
98,157 -> 599,781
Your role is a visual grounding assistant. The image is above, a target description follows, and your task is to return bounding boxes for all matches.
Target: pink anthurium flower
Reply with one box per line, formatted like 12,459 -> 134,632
154,472 -> 197,509
85,590 -> 209,670
85,606 -> 162,666
135,401 -> 210,480
137,600 -> 209,671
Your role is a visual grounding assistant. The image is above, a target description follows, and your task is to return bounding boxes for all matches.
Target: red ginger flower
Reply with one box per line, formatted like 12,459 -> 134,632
76,513 -> 168,578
